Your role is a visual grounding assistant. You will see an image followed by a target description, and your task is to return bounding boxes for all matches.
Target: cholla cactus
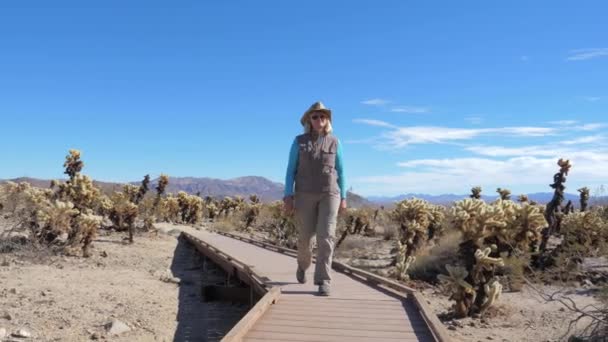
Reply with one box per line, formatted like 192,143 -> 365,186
176,192 -> 204,224
389,198 -> 445,278
73,211 -> 102,257
108,192 -> 138,243
243,202 -> 261,230
267,200 -> 298,248
154,174 -> 169,209
447,199 -> 508,317
55,174 -> 101,211
559,209 -> 608,258
481,279 -> 502,312
35,200 -> 79,242
517,194 -> 529,203
438,265 -> 476,318
449,199 -> 505,244
249,194 -> 260,204
159,195 -> 180,222
489,200 -> 547,254
541,158 -> 572,252
394,240 -> 416,280
206,201 -> 219,220
496,188 -> 511,201
336,208 -> 373,248
578,187 -> 590,212
63,149 -> 84,179
470,186 -> 482,200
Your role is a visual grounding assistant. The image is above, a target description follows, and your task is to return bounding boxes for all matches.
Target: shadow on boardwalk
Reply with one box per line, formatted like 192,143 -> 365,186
171,235 -> 249,341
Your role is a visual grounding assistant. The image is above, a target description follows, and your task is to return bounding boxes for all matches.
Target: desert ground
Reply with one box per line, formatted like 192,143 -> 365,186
1,213 -> 605,342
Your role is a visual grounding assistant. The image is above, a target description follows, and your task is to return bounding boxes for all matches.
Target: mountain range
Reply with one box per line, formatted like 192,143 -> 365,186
2,176 -> 598,207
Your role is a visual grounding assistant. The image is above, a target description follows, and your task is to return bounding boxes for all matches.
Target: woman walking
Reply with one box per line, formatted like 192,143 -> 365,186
283,101 -> 347,296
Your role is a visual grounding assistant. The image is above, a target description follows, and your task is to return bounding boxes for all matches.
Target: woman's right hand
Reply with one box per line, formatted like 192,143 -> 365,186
283,196 -> 294,215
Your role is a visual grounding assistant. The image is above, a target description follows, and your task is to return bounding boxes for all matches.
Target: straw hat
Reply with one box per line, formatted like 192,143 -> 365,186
300,101 -> 332,126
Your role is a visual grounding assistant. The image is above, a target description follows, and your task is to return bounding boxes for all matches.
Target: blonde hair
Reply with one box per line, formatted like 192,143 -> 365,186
304,118 -> 333,134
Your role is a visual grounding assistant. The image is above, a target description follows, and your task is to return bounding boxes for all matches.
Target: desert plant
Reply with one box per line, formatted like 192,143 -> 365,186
266,201 -> 298,248
389,198 -> 445,279
558,209 -> 608,260
336,208 -> 373,249
540,158 -> 572,252
470,186 -> 482,200
496,188 -> 511,201
443,198 -> 506,317
578,187 -> 590,212
108,191 -> 138,243
154,174 -> 169,210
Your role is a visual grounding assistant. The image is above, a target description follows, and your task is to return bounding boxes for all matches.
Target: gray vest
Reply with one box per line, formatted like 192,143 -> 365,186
295,133 -> 339,195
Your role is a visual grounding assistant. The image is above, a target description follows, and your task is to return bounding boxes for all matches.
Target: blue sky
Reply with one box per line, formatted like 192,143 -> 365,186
1,1 -> 607,196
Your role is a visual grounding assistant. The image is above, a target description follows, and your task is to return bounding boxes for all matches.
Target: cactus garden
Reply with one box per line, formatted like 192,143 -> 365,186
1,151 -> 607,341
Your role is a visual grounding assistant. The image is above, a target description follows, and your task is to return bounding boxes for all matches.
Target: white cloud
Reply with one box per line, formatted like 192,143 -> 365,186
361,98 -> 390,106
566,48 -> 608,61
354,120 -> 559,148
561,135 -> 605,145
390,106 -> 430,114
352,119 -> 397,128
575,123 -> 606,131
355,152 -> 608,195
549,120 -> 579,126
466,145 -> 568,157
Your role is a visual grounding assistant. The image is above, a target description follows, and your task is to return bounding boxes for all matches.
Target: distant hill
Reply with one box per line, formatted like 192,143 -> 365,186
5,177 -> 601,207
367,192 -> 588,206
0,176 -> 373,206
146,176 -> 284,202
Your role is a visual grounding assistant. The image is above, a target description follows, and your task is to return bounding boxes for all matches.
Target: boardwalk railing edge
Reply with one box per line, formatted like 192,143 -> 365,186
180,232 -> 282,342
213,229 -> 452,342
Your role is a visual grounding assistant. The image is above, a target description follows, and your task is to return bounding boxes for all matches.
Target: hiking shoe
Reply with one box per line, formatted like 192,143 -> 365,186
296,267 -> 306,284
318,283 -> 331,296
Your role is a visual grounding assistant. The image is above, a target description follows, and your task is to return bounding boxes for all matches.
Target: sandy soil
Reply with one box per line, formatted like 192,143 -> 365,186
0,219 -> 246,342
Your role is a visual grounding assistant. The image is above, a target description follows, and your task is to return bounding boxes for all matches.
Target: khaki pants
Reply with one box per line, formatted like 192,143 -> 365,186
295,192 -> 340,285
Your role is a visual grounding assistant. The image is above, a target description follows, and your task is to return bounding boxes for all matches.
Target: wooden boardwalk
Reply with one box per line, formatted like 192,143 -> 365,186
182,229 -> 450,342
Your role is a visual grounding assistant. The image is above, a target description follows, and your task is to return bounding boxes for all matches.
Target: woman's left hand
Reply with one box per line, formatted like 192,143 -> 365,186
339,199 -> 347,214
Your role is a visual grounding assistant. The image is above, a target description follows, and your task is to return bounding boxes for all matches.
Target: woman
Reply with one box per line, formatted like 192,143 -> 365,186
283,101 -> 347,296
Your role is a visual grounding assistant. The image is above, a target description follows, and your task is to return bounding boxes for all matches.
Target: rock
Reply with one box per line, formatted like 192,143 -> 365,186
105,319 -> 131,336
8,288 -> 17,295
0,327 -> 6,338
91,332 -> 101,340
1,311 -> 12,320
12,328 -> 31,338
100,251 -> 108,258
448,325 -> 457,331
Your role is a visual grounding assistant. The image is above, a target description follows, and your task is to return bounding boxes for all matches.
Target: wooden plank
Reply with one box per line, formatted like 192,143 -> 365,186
255,317 -> 427,331
221,286 -> 281,342
184,230 -> 448,342
411,291 -> 452,342
332,260 -> 418,293
259,313 -> 418,326
244,331 -> 433,342
251,323 -> 432,339
264,308 -> 423,321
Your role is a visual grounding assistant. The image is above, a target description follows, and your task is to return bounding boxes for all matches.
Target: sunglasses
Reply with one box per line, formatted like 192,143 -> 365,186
311,115 -> 327,121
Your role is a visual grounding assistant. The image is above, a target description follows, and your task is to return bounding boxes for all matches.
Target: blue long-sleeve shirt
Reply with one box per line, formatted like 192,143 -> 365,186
284,137 -> 347,199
